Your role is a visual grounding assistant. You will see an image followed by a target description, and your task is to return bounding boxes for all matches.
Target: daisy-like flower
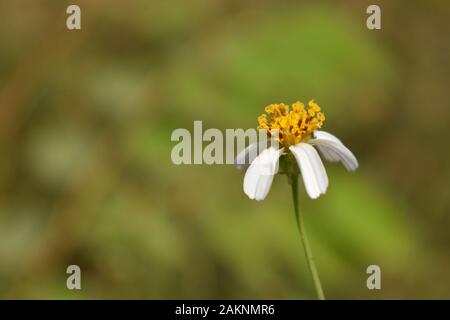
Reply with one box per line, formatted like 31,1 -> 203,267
235,100 -> 358,299
236,100 -> 358,200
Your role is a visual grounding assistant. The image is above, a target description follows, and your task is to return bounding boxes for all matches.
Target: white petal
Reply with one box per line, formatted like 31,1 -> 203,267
290,143 -> 328,199
311,131 -> 358,171
243,147 -> 283,201
235,139 -> 270,170
313,130 -> 342,144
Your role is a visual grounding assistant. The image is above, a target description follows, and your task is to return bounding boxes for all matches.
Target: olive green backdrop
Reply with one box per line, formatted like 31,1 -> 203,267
0,0 -> 449,299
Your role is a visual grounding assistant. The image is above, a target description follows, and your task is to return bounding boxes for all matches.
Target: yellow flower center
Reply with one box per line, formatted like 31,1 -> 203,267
257,100 -> 325,147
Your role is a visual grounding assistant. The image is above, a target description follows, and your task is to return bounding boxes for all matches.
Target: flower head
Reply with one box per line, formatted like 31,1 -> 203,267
236,101 -> 358,200
257,100 -> 325,147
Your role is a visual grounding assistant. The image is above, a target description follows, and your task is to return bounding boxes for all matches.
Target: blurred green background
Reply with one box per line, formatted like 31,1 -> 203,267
0,0 -> 449,299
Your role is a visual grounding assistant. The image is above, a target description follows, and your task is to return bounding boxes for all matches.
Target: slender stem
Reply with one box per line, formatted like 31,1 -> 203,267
290,175 -> 325,300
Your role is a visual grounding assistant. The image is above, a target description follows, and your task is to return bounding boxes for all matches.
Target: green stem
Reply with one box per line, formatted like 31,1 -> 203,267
290,175 -> 325,300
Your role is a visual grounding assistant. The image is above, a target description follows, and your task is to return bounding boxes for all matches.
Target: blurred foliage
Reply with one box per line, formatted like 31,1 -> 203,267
0,0 -> 449,299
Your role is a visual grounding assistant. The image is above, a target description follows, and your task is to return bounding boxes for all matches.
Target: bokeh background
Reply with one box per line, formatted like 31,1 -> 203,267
0,0 -> 449,299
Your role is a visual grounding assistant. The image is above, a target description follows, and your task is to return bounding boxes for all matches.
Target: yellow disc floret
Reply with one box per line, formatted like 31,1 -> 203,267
257,100 -> 325,147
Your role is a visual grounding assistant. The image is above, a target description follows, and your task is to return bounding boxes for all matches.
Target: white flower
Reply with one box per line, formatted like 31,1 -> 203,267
235,101 -> 358,200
